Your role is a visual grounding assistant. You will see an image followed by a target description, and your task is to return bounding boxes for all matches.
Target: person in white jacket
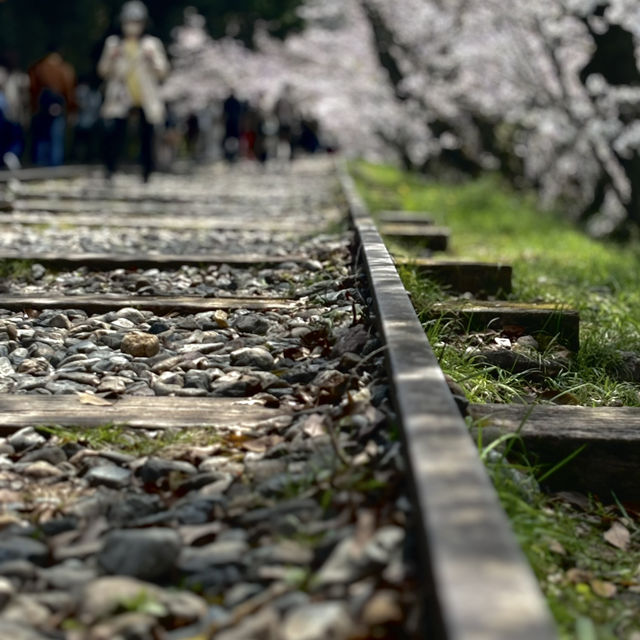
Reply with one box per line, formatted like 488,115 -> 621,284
98,1 -> 169,182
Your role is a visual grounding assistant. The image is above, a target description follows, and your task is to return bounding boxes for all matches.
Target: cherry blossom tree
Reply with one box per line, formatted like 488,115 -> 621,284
362,0 -> 640,232
165,0 -> 640,232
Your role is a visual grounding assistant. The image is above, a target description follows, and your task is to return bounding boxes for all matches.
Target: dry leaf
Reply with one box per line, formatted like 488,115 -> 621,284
566,568 -> 592,584
76,392 -> 113,407
302,414 -> 326,438
548,539 -> 566,556
212,310 -> 229,328
242,435 -> 284,453
604,521 -> 631,551
590,579 -> 617,598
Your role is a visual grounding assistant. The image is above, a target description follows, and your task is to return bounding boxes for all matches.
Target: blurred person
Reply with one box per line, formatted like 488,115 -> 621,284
185,111 -> 200,161
0,61 -> 28,169
71,78 -> 102,163
98,0 -> 169,182
299,116 -> 321,154
28,44 -> 76,166
222,89 -> 242,162
274,84 -> 298,160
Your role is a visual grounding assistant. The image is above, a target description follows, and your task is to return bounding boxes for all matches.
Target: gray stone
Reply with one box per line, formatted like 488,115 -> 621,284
162,590 -> 208,625
177,539 -> 249,572
30,590 -> 77,612
0,559 -> 38,582
0,621 -> 49,640
90,612 -> 158,639
116,308 -> 147,324
0,356 -> 15,376
234,314 -> 270,335
0,575 -> 15,609
215,606 -> 279,640
20,446 -> 66,466
56,370 -> 100,386
313,526 -> 404,588
230,346 -> 274,370
97,375 -> 128,394
98,528 -> 182,580
98,331 -> 125,350
27,342 -> 55,359
15,460 -> 64,479
39,563 -> 97,590
1,594 -> 50,627
47,313 -> 71,329
78,576 -> 165,623
184,370 -> 210,390
272,590 -> 310,614
223,582 -> 263,608
30,263 -> 46,281
67,340 -> 98,354
282,602 -> 354,640
85,465 -> 132,489
16,358 -> 50,375
248,541 -> 313,566
108,494 -> 163,525
137,457 -> 197,485
244,458 -> 287,483
211,372 -> 262,396
7,428 -> 46,452
111,317 -> 136,330
164,606 -> 230,640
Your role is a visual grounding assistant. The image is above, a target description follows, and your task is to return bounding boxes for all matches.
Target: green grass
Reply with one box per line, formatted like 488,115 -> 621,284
353,161 -> 640,407
0,259 -> 35,280
352,161 -> 640,638
489,457 -> 640,639
37,423 -> 223,458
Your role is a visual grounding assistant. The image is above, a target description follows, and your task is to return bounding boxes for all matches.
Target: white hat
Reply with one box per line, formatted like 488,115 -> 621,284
120,1 -> 148,23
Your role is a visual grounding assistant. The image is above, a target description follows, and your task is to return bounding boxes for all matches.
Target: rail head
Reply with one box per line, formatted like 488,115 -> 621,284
337,161 -> 557,640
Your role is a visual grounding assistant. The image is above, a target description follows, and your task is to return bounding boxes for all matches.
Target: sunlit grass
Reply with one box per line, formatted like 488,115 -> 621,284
352,160 -> 640,638
353,160 -> 640,407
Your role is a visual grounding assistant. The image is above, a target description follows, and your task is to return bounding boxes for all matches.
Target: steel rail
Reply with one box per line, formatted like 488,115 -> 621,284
338,162 -> 557,640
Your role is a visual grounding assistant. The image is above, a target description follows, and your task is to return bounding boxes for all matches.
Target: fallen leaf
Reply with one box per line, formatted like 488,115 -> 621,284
553,491 -> 590,511
548,539 -> 567,555
501,324 -> 526,339
604,521 -> 631,551
536,389 -> 580,405
566,568 -> 592,584
590,579 -> 617,598
302,414 -> 326,438
76,392 -> 113,407
242,435 -> 284,453
212,310 -> 229,328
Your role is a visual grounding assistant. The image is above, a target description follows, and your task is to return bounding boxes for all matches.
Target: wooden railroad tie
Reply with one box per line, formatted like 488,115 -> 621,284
378,210 -> 435,225
0,395 -> 291,434
0,294 -> 296,314
0,212 -> 319,233
430,300 -> 580,351
395,257 -> 512,297
0,251 -> 309,270
379,222 -> 450,252
0,165 -> 91,183
470,403 -> 640,501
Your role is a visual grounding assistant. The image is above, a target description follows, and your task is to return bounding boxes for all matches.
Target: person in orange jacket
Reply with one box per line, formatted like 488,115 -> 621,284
28,45 -> 76,166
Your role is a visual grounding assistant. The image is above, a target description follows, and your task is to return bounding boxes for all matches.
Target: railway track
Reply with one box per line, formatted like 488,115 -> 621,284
0,160 -> 556,639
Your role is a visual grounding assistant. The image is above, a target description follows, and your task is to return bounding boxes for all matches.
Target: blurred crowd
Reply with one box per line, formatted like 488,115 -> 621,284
0,2 -> 329,180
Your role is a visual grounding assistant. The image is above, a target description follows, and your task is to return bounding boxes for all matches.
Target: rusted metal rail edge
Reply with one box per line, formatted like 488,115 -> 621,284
338,162 -> 557,640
